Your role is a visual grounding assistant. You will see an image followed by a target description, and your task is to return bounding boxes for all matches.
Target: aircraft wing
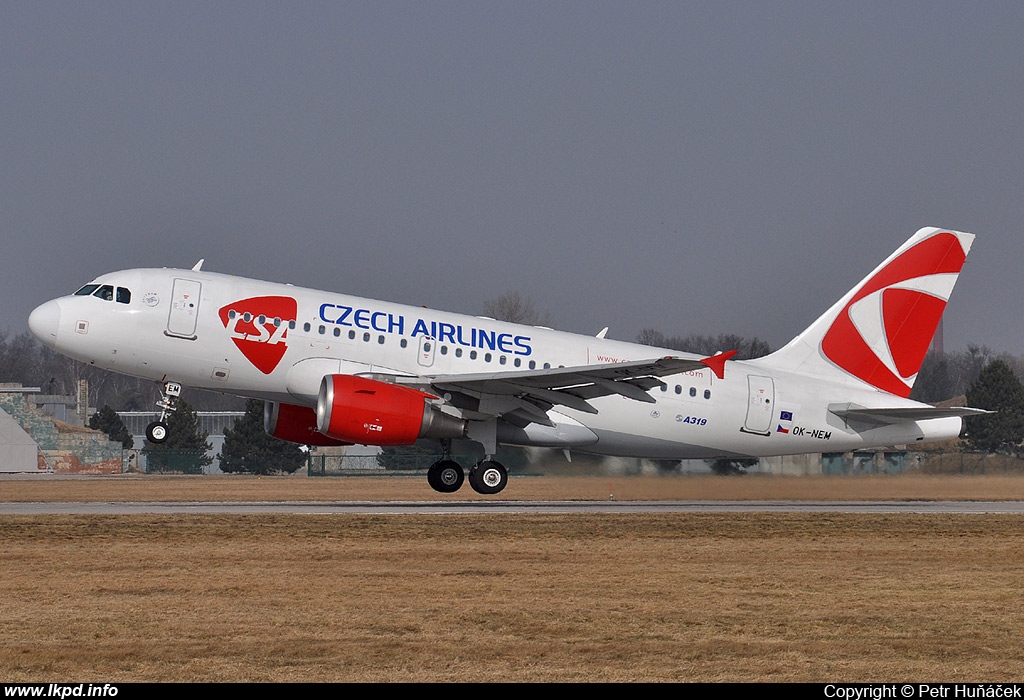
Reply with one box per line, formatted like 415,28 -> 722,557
398,355 -> 720,427
829,404 -> 993,427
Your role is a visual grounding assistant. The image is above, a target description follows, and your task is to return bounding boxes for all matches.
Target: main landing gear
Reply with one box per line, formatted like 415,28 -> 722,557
427,440 -> 508,495
145,380 -> 182,444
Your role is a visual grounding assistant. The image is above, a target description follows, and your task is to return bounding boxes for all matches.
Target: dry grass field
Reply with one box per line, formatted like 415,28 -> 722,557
3,473 -> 1024,682
7,471 -> 1024,502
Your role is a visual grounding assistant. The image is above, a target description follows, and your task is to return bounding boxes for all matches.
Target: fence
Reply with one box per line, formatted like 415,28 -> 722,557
914,449 -> 1024,474
118,411 -> 245,437
140,449 -> 210,474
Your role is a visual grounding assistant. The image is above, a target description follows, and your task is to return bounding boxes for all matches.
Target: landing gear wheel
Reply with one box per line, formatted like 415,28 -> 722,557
146,421 -> 169,444
469,460 -> 508,495
427,459 -> 464,493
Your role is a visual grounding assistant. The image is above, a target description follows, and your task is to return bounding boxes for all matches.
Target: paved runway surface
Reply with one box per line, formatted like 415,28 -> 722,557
4,500 -> 1024,514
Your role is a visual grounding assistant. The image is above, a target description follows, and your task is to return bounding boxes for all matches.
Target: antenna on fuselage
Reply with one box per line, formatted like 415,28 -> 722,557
192,259 -> 205,272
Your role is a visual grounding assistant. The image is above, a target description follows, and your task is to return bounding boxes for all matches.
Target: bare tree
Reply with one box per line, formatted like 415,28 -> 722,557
636,329 -> 771,360
482,291 -> 553,327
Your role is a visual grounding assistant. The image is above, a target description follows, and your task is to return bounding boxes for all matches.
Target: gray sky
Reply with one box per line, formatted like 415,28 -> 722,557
3,2 -> 1023,354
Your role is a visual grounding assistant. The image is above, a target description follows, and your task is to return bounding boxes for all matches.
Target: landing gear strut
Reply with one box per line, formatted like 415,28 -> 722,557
145,380 -> 182,444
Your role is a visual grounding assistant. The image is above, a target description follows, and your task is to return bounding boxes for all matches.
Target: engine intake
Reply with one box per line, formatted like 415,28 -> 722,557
316,374 -> 466,445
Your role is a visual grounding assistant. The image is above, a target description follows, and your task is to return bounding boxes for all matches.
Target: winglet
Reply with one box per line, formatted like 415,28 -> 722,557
700,350 -> 738,379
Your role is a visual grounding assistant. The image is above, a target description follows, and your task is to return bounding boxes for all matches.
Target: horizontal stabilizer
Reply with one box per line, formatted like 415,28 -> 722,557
829,403 -> 992,426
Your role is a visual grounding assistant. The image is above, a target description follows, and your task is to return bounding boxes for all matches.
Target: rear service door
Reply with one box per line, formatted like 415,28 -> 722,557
742,375 -> 775,435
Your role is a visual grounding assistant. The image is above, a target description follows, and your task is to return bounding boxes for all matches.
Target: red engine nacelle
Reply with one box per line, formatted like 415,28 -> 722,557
316,374 -> 466,446
264,401 -> 352,447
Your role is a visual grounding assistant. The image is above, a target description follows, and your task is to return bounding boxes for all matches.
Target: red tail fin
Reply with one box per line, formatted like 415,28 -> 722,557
762,227 -> 974,397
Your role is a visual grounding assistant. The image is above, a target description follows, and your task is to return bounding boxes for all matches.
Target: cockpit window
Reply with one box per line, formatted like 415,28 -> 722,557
93,285 -> 115,301
76,283 -> 131,303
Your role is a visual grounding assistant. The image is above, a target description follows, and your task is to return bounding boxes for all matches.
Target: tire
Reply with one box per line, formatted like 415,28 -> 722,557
427,459 -> 464,493
146,421 -> 169,444
469,460 -> 508,495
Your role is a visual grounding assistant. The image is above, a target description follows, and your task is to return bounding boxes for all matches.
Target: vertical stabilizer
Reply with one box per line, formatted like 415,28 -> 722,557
759,227 -> 974,397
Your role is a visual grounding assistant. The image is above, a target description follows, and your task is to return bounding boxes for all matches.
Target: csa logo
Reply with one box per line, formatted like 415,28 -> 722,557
820,232 -> 967,397
218,296 -> 298,374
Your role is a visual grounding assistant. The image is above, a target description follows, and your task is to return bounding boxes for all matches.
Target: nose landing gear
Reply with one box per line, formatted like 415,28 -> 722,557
145,380 -> 182,444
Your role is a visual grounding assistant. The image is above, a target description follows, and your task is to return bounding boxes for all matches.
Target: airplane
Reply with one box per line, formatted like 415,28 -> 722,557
28,226 -> 988,494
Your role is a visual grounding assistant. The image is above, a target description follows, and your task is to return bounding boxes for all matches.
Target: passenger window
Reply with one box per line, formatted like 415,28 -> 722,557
689,387 -> 697,397
704,390 -> 712,399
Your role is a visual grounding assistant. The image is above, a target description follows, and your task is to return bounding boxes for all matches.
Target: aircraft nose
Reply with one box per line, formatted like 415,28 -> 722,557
28,300 -> 61,348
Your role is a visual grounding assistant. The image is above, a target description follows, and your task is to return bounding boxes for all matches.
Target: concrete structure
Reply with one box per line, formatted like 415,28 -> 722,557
0,384 -> 125,473
0,406 -> 38,472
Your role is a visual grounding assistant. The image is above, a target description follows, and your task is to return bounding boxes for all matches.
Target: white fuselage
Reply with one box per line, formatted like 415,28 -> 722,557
29,266 -> 960,460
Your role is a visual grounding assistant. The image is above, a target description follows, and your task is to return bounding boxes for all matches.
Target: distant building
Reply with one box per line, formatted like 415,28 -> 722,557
117,411 -> 245,473
0,384 -> 124,473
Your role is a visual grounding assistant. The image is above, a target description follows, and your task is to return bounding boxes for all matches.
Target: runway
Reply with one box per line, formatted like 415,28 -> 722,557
4,499 -> 1024,514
